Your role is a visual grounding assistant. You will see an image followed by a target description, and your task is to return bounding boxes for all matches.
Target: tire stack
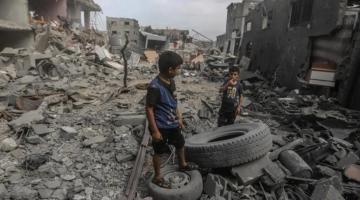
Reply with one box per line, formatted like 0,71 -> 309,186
148,122 -> 272,200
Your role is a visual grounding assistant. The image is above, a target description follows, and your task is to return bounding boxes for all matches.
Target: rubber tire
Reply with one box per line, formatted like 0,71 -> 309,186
185,122 -> 272,168
148,165 -> 203,200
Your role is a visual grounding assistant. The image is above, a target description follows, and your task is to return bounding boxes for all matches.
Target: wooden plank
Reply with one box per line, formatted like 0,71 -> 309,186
122,119 -> 150,200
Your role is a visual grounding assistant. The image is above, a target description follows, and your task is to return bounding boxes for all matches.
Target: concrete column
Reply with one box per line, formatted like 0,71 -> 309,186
84,10 -> 90,29
145,38 -> 148,49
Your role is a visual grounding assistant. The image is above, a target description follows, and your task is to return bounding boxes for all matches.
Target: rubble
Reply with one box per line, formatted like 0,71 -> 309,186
0,3 -> 359,200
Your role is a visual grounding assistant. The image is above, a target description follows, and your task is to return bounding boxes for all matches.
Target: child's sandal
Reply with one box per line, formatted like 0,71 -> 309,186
152,178 -> 171,189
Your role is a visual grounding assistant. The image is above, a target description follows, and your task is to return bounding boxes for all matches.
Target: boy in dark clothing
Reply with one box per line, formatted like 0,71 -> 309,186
218,66 -> 243,127
146,51 -> 192,188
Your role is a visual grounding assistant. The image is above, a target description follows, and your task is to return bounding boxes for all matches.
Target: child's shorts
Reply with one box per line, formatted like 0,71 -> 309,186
152,128 -> 185,154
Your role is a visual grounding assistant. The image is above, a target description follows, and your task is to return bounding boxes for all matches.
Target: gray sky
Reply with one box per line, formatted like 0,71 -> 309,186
93,0 -> 241,40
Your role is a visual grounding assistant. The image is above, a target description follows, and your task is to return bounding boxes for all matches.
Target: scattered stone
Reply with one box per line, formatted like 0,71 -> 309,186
311,184 -> 344,200
112,114 -> 146,126
10,185 -> 38,200
316,165 -> 337,177
85,187 -> 93,200
336,152 -> 359,169
60,174 -> 76,181
52,188 -> 67,200
0,183 -> 9,199
30,178 -> 42,185
60,126 -> 78,140
61,126 -> 77,134
62,157 -> 73,167
74,194 -> 87,200
38,188 -> 53,199
0,138 -> 18,152
32,124 -> 55,136
231,155 -> 271,185
115,152 -> 135,163
22,154 -> 49,171
82,136 -> 107,147
25,135 -> 45,144
8,109 -> 44,128
9,172 -> 23,184
45,178 -> 62,189
74,179 -> 85,193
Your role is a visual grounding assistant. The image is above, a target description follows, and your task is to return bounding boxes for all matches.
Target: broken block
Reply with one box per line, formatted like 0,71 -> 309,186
112,115 -> 146,126
261,161 -> 287,187
311,184 -> 344,200
204,174 -> 223,197
336,151 -> 359,169
231,155 -> 271,185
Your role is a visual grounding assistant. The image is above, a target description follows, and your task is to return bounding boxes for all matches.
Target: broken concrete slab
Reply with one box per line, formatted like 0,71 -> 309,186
29,52 -> 52,68
311,184 -> 344,200
104,61 -> 124,71
95,45 -> 112,61
9,109 -> 44,128
74,179 -> 85,193
204,174 -> 227,198
0,47 -> 19,56
10,185 -> 38,200
82,135 -> 107,147
231,155 -> 271,185
112,114 -> 146,127
25,135 -> 45,144
38,188 -> 53,199
45,178 -> 62,189
32,124 -> 55,136
336,151 -> 359,169
261,162 -> 287,187
0,138 -> 18,152
0,183 -> 9,199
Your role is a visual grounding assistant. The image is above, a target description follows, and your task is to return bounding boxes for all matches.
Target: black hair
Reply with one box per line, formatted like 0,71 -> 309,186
158,51 -> 183,74
229,66 -> 240,74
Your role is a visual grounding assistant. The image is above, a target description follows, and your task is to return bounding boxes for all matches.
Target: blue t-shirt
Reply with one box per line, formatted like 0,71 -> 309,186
220,79 -> 242,112
146,76 -> 179,129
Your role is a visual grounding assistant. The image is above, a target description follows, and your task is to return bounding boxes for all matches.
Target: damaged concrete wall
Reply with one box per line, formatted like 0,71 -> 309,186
28,0 -> 67,21
67,0 -> 82,25
0,0 -> 29,26
107,17 -> 141,51
239,0 -> 344,89
0,0 -> 33,50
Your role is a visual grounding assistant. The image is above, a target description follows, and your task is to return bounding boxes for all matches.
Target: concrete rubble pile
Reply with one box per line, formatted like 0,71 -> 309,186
0,20 -> 359,200
175,70 -> 360,200
0,21 -> 165,200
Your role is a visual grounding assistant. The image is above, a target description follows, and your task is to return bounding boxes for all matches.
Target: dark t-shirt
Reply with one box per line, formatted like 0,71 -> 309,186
220,79 -> 242,112
146,77 -> 176,107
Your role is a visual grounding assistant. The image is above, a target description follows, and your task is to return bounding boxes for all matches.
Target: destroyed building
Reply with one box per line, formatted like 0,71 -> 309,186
216,0 -> 263,55
143,26 -> 190,43
0,0 -> 34,50
28,0 -> 101,29
107,17 -> 141,52
236,0 -> 360,110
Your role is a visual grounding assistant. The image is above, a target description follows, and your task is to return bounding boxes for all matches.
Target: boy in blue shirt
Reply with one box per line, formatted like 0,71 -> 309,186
146,51 -> 192,188
218,66 -> 243,127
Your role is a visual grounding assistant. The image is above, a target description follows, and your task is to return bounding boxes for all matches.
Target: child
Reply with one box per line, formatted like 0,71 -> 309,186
145,51 -> 192,188
218,66 -> 243,127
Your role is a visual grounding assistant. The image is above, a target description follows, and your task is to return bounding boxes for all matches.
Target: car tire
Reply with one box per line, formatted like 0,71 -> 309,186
185,122 -> 272,168
148,165 -> 203,200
